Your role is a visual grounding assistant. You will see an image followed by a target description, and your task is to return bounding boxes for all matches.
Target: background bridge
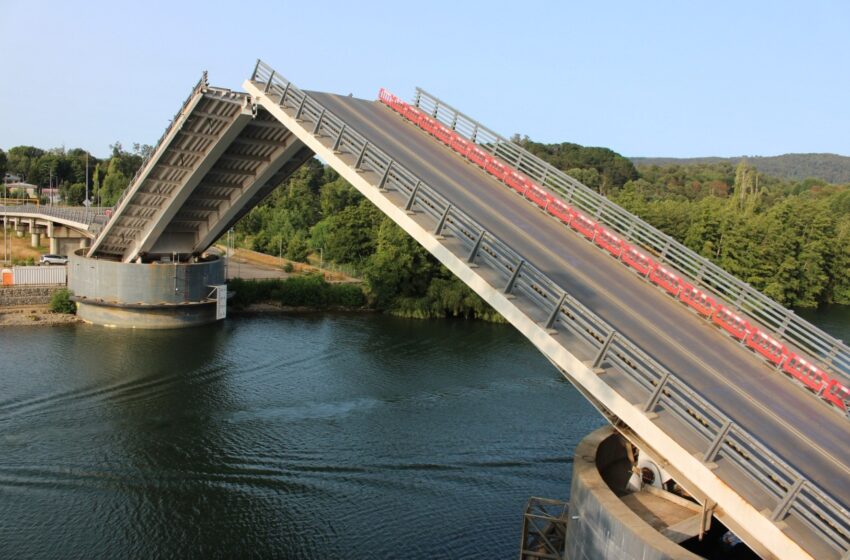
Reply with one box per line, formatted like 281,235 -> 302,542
0,204 -> 106,255
72,60 -> 850,559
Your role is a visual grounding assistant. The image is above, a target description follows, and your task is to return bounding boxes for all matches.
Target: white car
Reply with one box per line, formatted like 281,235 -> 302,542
40,254 -> 68,265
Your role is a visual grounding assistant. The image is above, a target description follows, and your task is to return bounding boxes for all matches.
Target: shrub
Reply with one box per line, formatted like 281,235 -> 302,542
49,289 -> 76,314
227,276 -> 366,309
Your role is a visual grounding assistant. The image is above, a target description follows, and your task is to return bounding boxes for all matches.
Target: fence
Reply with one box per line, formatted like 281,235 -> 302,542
5,266 -> 67,286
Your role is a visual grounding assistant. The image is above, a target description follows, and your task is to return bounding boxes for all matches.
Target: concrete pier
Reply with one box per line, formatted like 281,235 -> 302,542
68,249 -> 226,328
564,427 -> 704,560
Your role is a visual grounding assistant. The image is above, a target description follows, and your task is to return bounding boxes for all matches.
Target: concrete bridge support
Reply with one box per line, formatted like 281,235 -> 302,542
565,427 -> 709,560
68,249 -> 226,328
30,231 -> 41,248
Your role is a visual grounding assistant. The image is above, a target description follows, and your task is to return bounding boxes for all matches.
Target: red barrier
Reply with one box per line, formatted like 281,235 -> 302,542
679,284 -> 717,317
824,380 -> 850,411
417,114 -> 438,134
782,354 -> 829,392
468,146 -> 489,168
746,329 -> 788,366
506,171 -> 530,195
525,184 -> 550,210
432,123 -> 454,145
594,225 -> 623,257
649,264 -> 684,297
568,210 -> 596,240
379,90 -> 405,114
450,134 -> 472,157
485,158 -> 509,181
621,245 -> 654,275
712,306 -> 751,340
547,199 -> 571,223
403,104 -> 423,123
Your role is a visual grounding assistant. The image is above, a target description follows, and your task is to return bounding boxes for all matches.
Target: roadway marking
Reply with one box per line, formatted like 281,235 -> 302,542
318,95 -> 850,481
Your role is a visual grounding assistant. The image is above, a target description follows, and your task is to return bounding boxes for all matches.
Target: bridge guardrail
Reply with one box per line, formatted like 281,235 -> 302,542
0,205 -> 108,228
412,89 -> 850,384
251,60 -> 849,557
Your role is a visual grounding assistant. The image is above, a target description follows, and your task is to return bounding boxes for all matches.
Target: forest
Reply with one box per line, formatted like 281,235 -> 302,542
631,153 -> 850,184
608,161 -> 850,308
4,138 -> 848,314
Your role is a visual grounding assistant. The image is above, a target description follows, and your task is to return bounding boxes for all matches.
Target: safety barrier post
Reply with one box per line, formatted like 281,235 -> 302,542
644,372 -> 670,412
544,292 -> 568,330
504,260 -> 524,294
703,420 -> 733,463
467,230 -> 485,263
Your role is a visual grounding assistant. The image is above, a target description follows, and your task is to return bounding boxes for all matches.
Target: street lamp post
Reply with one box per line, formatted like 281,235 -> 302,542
3,180 -> 7,265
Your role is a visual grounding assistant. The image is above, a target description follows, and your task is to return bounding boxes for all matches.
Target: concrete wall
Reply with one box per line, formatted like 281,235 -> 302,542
565,427 -> 701,560
74,300 -> 218,329
68,250 -> 224,305
67,250 -> 225,328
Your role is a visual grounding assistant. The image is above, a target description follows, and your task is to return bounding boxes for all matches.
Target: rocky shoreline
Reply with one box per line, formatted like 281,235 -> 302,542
0,306 -> 81,327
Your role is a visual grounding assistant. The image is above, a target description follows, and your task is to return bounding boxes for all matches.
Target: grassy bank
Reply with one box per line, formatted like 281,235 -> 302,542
229,276 -> 366,310
227,276 -> 505,322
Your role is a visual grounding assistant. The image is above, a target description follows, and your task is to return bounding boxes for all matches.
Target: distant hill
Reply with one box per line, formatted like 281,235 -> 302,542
630,153 -> 850,184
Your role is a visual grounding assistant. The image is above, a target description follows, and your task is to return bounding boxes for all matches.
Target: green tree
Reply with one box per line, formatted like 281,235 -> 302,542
363,219 -> 436,307
100,158 -> 129,205
63,183 -> 86,205
731,160 -> 763,213
310,200 -> 382,263
320,177 -> 360,216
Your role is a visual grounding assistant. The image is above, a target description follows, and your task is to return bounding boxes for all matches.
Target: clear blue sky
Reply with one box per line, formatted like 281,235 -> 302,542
1,0 -> 848,159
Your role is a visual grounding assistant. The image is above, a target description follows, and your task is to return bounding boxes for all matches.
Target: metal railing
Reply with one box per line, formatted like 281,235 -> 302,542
0,205 -> 108,228
413,89 -> 850,382
250,59 -> 848,557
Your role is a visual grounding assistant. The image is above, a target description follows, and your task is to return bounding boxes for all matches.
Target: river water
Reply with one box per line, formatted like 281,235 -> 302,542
1,307 -> 846,559
0,313 -> 603,559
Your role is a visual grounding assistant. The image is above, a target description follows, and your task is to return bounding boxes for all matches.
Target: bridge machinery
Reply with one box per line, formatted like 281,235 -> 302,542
76,60 -> 849,558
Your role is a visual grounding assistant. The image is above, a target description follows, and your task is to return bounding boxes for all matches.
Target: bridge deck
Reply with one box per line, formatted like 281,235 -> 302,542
306,90 -> 850,509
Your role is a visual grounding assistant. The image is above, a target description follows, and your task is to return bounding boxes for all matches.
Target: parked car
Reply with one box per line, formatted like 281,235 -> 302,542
40,254 -> 68,265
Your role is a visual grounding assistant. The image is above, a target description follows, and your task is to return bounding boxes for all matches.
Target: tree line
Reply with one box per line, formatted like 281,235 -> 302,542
6,137 -> 847,313
234,160 -> 501,320
590,160 -> 849,308
0,143 -> 151,206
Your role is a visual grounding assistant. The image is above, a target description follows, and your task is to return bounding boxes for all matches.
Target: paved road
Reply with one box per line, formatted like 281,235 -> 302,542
307,90 -> 850,509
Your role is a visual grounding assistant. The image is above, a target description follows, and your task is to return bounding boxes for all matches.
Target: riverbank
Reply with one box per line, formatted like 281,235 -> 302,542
230,302 -> 375,315
0,305 -> 80,327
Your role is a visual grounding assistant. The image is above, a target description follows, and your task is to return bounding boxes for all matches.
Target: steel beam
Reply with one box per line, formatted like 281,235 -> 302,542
192,132 -> 308,252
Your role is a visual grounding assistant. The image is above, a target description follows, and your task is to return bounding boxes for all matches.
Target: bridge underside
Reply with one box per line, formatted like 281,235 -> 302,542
88,82 -> 313,262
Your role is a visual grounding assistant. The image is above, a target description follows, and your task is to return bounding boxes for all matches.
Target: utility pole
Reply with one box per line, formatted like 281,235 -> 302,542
3,178 -> 7,265
85,151 -> 89,215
